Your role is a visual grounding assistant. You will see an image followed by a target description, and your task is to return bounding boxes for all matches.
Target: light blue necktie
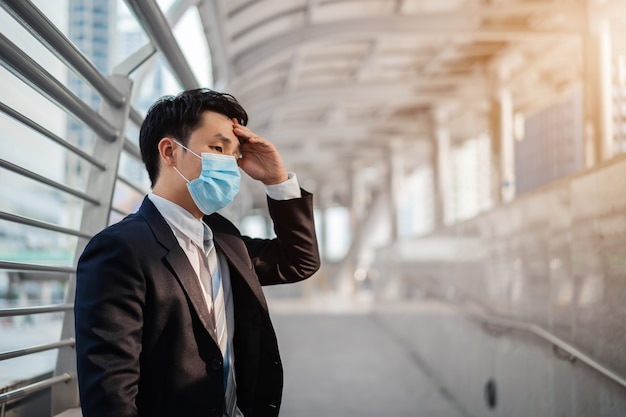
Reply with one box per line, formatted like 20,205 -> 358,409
203,226 -> 237,416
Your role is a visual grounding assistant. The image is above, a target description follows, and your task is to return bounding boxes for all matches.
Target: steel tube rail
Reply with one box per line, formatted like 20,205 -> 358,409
424,282 -> 626,390
123,137 -> 142,160
465,310 -> 626,389
113,42 -> 157,77
0,159 -> 101,206
124,0 -> 199,90
117,174 -> 148,195
0,261 -> 74,275
0,33 -> 118,142
0,0 -> 126,108
0,373 -> 72,404
0,211 -> 92,239
111,206 -> 128,217
0,339 -> 75,362
0,304 -> 73,318
129,107 -> 145,126
112,1 -> 189,78
0,102 -> 106,170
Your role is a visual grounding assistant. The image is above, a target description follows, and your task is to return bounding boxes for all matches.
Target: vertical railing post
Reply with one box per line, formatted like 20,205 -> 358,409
51,75 -> 133,415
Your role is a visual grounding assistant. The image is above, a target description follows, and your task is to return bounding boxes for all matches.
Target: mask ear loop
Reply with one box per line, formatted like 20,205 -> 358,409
171,140 -> 200,183
173,140 -> 202,159
173,166 -> 190,183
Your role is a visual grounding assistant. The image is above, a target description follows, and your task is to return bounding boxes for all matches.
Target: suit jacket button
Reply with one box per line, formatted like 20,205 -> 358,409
211,359 -> 223,370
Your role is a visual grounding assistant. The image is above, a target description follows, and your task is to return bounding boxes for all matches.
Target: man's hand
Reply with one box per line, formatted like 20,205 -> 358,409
233,119 -> 289,185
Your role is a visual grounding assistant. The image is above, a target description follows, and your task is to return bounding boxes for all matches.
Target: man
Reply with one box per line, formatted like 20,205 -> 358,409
74,88 -> 320,417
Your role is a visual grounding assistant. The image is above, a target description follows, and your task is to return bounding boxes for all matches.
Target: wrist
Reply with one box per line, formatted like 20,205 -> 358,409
263,172 -> 289,185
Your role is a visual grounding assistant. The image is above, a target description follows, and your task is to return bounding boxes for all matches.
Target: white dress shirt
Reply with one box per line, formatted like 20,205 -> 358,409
147,173 -> 300,416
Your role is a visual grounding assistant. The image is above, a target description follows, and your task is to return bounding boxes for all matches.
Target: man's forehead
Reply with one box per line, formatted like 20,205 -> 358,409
196,112 -> 236,136
202,110 -> 232,123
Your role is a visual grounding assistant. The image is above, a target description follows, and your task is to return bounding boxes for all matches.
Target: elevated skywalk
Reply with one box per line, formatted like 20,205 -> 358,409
3,1 -> 626,416
271,298 -> 466,417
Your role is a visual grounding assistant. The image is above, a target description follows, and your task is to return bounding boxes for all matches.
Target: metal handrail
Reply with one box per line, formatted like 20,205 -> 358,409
0,211 -> 92,239
0,102 -> 106,170
0,0 -> 126,108
123,137 -> 142,160
0,33 -> 118,142
0,303 -> 73,318
455,303 -> 626,389
0,1 -> 163,415
129,106 -> 144,126
111,206 -> 128,217
117,174 -> 148,196
0,158 -> 101,205
113,42 -> 157,78
0,261 -> 74,275
124,0 -> 199,90
0,338 -> 75,362
0,373 -> 72,404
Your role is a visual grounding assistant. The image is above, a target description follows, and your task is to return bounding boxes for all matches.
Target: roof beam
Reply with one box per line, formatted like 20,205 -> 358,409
261,121 -> 432,142
284,50 -> 304,91
231,12 -> 583,76
241,77 -> 488,112
354,40 -> 380,81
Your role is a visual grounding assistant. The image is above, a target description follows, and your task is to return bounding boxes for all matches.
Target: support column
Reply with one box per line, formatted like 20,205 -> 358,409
431,111 -> 451,228
386,140 -> 403,241
348,164 -> 362,235
499,85 -> 515,202
342,167 -> 365,295
52,75 -> 133,415
490,69 -> 516,204
583,16 -> 614,166
318,184 -> 332,262
618,55 -> 626,151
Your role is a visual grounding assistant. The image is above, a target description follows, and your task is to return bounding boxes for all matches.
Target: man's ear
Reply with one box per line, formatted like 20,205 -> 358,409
158,137 -> 177,167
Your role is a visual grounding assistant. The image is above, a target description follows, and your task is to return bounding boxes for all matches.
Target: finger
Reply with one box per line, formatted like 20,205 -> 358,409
234,127 -> 257,143
241,136 -> 270,150
245,136 -> 263,143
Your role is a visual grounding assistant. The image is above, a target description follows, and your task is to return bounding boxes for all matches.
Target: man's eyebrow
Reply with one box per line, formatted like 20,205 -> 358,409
212,133 -> 241,154
212,133 -> 233,143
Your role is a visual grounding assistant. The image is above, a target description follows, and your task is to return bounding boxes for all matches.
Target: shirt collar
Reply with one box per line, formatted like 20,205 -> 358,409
148,193 -> 206,250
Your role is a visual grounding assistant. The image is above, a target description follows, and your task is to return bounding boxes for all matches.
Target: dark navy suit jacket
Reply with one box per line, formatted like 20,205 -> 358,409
75,191 -> 320,417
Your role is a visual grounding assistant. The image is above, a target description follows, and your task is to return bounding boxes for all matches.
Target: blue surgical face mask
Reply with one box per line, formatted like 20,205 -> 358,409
172,141 -> 241,215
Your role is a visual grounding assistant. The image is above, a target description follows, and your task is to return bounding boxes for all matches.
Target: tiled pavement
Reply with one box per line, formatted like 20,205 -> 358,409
270,299 -> 467,417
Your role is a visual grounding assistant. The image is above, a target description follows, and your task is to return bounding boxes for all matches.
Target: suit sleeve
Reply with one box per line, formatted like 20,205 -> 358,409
74,230 -> 145,417
244,189 -> 321,285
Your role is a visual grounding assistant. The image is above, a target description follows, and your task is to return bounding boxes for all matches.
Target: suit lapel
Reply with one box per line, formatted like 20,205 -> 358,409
213,232 -> 269,312
138,197 -> 217,342
164,249 -> 217,341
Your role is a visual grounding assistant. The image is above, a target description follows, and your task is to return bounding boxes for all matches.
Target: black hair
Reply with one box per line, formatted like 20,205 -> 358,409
139,88 -> 248,187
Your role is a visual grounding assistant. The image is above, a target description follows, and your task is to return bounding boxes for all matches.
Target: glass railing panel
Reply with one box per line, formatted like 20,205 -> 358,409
172,6 -> 212,88
110,151 -> 149,224
0,1 -> 116,114
111,0 -> 151,70
0,3 -> 67,84
130,55 -> 183,114
125,114 -> 142,147
0,67 -> 69,155
118,150 -> 149,192
0,310 -> 64,389
0,219 -> 78,269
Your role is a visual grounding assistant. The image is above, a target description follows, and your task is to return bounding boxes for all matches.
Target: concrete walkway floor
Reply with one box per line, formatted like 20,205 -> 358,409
270,301 -> 467,417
